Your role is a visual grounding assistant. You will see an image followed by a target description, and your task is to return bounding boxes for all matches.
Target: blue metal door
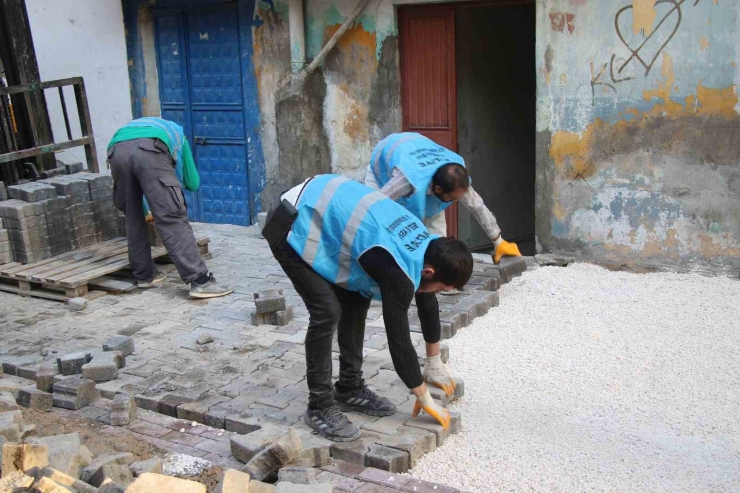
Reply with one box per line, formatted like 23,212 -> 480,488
154,4 -> 251,226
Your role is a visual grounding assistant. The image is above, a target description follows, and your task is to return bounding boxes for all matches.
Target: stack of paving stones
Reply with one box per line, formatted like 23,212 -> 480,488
0,170 -> 126,265
252,289 -> 294,326
0,227 -> 9,264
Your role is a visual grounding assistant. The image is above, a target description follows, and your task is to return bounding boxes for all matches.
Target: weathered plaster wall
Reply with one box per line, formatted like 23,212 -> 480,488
26,0 -> 133,171
537,0 -> 740,274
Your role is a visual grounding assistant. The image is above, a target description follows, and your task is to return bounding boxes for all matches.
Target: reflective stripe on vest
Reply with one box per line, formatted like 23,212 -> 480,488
369,132 -> 466,220
288,175 -> 437,299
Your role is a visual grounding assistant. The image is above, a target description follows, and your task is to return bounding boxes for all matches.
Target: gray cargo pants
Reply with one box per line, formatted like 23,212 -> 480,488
108,138 -> 207,284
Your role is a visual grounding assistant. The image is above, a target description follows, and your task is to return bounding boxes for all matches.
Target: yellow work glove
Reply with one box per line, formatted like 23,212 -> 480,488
145,212 -> 154,223
493,238 -> 521,264
423,355 -> 456,398
412,390 -> 451,431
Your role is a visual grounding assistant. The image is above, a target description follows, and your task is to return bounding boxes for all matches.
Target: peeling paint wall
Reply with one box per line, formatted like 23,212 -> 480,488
537,0 -> 740,274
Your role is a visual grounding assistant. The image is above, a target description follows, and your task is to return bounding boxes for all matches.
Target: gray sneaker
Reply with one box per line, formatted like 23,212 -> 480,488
138,270 -> 167,288
189,273 -> 234,299
304,405 -> 360,442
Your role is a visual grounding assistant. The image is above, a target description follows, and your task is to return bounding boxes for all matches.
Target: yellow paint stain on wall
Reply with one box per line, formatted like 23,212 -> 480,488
699,37 -> 710,50
560,73 -> 568,85
632,0 -> 657,35
549,123 -> 598,179
324,22 -> 378,70
643,52 -> 675,103
696,83 -> 738,118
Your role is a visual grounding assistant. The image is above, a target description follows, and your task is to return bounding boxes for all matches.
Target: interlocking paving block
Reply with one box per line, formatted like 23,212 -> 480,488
0,471 -> 34,490
0,410 -> 24,443
56,352 -> 92,376
0,199 -> 44,219
68,298 -> 88,312
250,479 -> 278,493
465,274 -> 495,291
278,466 -> 316,484
275,483 -> 333,493
110,393 -> 136,426
52,376 -> 100,410
103,335 -> 135,357
81,351 -> 122,382
242,430 -> 301,481
1,442 -> 49,476
32,476 -> 77,493
452,377 -> 464,400
231,424 -> 290,464
80,453 -> 136,484
40,467 -> 97,493
440,344 -> 449,364
498,255 -> 527,283
0,390 -> 20,412
125,473 -> 206,493
365,443 -> 409,473
0,181 -> 6,201
17,388 -> 53,411
84,463 -> 134,488
27,432 -> 92,478
274,306 -> 294,326
65,162 -> 84,174
7,182 -> 57,202
177,394 -> 232,423
329,431 -> 385,466
157,393 -> 194,417
404,413 -> 449,447
129,458 -> 163,477
374,425 -> 436,468
214,468 -> 251,493
428,386 -> 451,406
255,296 -> 287,314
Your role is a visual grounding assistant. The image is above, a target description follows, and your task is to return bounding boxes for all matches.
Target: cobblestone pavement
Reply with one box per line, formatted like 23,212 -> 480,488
0,223 -> 512,492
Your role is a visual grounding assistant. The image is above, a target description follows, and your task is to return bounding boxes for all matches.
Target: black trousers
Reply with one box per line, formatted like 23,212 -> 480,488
265,199 -> 370,409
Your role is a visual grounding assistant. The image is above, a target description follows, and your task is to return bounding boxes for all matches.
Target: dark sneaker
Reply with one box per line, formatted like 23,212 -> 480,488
138,270 -> 167,288
304,405 -> 360,442
189,273 -> 234,299
334,383 -> 396,417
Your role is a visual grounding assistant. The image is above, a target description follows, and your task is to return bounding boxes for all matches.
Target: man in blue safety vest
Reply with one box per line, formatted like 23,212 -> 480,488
263,174 -> 473,442
364,132 -> 522,400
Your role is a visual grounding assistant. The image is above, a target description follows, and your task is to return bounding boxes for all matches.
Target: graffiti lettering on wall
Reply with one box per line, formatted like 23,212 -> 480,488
590,0 -> 707,105
550,12 -> 576,34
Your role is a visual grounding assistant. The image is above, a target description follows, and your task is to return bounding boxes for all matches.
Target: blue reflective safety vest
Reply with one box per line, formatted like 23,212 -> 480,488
287,175 -> 438,300
369,132 -> 466,220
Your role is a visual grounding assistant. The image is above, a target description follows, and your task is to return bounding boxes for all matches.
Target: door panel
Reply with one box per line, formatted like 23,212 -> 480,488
154,4 -> 250,226
399,7 -> 459,237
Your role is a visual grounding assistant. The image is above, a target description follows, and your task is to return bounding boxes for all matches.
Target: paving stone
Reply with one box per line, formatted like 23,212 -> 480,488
65,162 -> 84,174
0,181 -> 6,201
255,295 -> 286,314
126,473 -> 206,493
36,366 -> 57,393
68,298 -> 88,312
250,479 -> 278,492
56,352 -> 92,376
52,376 -> 100,410
103,335 -> 135,357
274,306 -> 294,326
17,388 -> 53,411
157,394 -> 195,417
403,413 -> 449,447
81,351 -> 121,382
110,393 -> 136,426
129,458 -> 163,477
40,467 -> 97,493
1,442 -> 49,476
28,476 -> 69,493
231,424 -> 290,464
365,444 -> 409,473
98,478 -> 127,493
329,432 -> 385,466
449,411 -> 462,435
0,390 -> 21,412
243,429 -> 301,481
196,333 -> 214,345
278,466 -> 316,484
0,471 -> 34,490
177,394 -> 232,424
0,410 -> 24,443
7,183 -> 57,202
27,433 -> 92,478
374,426 -> 436,468
453,377 -> 464,400
80,453 -> 135,484
213,468 -> 251,493
276,483 -> 333,493
498,255 -> 527,283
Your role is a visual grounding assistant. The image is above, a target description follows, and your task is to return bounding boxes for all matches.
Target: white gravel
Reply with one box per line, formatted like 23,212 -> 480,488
162,453 -> 212,476
411,263 -> 740,492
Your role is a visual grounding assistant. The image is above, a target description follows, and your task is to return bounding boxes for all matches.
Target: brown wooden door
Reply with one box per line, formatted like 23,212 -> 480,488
399,6 -> 459,237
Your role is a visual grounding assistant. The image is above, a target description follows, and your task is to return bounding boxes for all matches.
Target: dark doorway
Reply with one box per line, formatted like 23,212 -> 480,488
456,2 -> 536,254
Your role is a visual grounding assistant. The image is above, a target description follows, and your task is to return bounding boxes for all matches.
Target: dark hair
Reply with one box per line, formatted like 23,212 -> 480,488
423,237 -> 473,289
432,163 -> 469,194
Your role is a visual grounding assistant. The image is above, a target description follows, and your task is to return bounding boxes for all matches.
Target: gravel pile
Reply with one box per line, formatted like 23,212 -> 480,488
411,263 -> 740,492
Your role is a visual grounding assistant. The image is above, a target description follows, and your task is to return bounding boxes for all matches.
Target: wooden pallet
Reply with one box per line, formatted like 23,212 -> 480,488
0,237 -> 210,301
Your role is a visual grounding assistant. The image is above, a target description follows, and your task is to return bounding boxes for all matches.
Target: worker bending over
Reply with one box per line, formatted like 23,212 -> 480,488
364,132 -> 522,397
107,117 -> 232,299
264,174 -> 473,442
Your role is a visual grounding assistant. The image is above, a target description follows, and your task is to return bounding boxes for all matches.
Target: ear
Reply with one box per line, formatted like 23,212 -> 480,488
431,185 -> 443,196
421,266 -> 435,279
